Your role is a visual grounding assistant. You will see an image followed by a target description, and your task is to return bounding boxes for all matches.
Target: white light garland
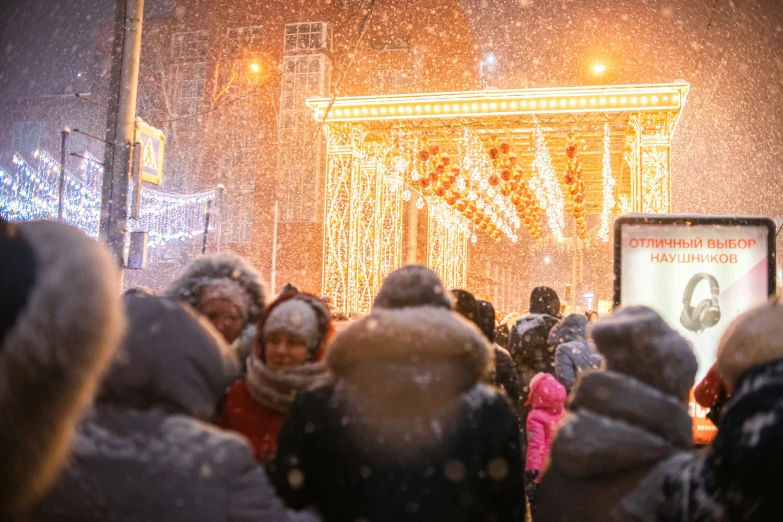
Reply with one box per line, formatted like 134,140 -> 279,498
531,120 -> 566,241
0,150 -> 217,250
599,123 -> 616,241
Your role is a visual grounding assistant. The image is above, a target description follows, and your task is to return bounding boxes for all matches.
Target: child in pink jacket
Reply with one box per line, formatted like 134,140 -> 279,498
525,372 -> 566,519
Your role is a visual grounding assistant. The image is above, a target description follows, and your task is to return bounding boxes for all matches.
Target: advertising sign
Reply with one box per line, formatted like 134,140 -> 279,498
134,120 -> 164,185
614,215 -> 776,444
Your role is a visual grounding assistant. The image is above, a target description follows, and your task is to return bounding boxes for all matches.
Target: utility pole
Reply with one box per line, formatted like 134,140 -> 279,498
58,127 -> 70,222
100,0 -> 144,267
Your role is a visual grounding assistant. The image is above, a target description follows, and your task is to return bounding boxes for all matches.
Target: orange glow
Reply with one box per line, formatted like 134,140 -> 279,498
249,63 -> 261,73
592,63 -> 607,75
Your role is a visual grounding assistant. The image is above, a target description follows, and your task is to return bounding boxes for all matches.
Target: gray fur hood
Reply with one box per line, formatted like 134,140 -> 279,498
550,370 -> 693,479
0,221 -> 124,516
327,306 -> 492,382
164,252 -> 266,331
100,295 -> 239,421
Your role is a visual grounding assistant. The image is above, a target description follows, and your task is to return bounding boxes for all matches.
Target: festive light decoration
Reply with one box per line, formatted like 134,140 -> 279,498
0,151 -> 103,237
0,150 -> 216,249
315,83 -> 687,315
599,123 -> 617,241
531,120 -> 566,241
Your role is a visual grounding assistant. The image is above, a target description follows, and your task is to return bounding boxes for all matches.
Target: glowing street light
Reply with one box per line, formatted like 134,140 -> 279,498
249,62 -> 261,73
592,63 -> 607,75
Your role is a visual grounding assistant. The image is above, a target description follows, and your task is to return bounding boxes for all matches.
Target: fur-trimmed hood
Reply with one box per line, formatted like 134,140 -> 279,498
164,252 -> 267,333
100,295 -> 239,421
0,221 -> 124,517
326,306 -> 492,414
550,370 -> 693,480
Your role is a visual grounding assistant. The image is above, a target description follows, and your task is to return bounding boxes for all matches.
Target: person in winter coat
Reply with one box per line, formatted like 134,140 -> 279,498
495,312 -> 521,351
536,306 -> 697,522
508,287 -> 561,406
477,299 -> 522,408
266,265 -> 525,522
550,314 -> 604,392
33,294 -> 317,522
658,297 -> 783,522
451,289 -> 521,408
221,292 -> 333,461
0,219 -> 124,520
525,373 -> 566,519
165,252 -> 266,362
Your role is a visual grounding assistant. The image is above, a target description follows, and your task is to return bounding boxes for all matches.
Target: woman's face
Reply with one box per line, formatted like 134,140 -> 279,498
198,297 -> 244,344
265,330 -> 310,371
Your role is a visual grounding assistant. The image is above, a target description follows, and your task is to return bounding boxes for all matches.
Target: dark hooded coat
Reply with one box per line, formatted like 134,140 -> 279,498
0,221 -> 124,519
33,295 -> 316,522
658,358 -> 783,522
536,371 -> 694,522
266,306 -> 525,522
508,313 -> 559,406
549,315 -> 603,392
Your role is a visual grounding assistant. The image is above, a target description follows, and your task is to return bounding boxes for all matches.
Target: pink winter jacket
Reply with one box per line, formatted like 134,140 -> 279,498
525,373 -> 566,481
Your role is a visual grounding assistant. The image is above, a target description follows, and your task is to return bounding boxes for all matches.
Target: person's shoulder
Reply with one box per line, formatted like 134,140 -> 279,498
161,414 -> 258,475
462,383 -> 516,416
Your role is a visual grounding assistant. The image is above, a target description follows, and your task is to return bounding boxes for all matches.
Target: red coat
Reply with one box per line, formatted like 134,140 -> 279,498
221,292 -> 333,461
221,380 -> 285,461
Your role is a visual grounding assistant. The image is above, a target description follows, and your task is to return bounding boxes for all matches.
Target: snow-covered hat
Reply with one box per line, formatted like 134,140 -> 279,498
717,295 -> 783,385
592,305 -> 697,399
263,299 -> 320,350
372,265 -> 452,310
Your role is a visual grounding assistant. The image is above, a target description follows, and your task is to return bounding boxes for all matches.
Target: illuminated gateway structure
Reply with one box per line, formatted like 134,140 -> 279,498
307,82 -> 690,314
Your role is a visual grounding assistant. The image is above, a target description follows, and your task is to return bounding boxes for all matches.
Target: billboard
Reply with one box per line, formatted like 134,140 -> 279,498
614,215 -> 776,444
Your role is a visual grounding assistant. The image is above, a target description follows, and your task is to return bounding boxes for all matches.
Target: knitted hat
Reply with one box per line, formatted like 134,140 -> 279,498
476,299 -> 496,343
717,296 -> 783,386
198,278 -> 252,319
263,299 -> 320,351
591,305 -> 697,399
530,286 -> 561,317
373,265 -> 451,310
452,289 -> 480,325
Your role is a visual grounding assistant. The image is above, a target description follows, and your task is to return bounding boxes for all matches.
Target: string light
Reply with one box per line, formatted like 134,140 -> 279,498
599,123 -> 616,241
0,150 -> 217,250
531,120 -> 566,241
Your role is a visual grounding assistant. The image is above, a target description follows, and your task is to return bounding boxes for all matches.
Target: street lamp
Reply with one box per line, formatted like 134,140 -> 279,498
249,62 -> 261,73
592,63 -> 607,76
480,52 -> 498,88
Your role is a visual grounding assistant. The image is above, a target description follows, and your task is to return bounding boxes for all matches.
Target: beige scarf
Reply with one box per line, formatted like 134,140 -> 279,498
245,356 -> 328,413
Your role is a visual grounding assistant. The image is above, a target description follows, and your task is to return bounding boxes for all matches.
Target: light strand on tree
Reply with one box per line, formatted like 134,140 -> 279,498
599,123 -> 616,241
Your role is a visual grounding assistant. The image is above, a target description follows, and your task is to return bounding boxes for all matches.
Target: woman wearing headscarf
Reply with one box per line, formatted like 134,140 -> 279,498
221,293 -> 333,461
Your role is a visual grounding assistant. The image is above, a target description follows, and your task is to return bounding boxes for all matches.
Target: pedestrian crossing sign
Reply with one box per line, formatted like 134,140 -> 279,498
135,120 -> 164,185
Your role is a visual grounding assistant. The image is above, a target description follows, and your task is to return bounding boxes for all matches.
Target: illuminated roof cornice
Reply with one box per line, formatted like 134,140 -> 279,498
306,82 -> 689,122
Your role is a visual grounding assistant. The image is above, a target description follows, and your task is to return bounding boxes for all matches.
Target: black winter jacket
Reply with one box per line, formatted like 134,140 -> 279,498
266,306 -> 525,522
658,358 -> 783,522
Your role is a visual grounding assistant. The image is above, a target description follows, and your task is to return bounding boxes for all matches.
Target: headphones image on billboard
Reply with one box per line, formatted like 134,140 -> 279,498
680,273 -> 721,333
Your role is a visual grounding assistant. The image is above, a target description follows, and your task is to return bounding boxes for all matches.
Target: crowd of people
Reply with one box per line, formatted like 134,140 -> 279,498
1,218 -> 781,521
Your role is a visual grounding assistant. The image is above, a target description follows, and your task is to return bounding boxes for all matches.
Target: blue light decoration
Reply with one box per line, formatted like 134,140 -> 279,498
0,150 -> 216,249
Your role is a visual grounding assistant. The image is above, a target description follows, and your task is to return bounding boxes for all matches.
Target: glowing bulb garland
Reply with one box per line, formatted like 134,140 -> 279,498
599,123 -> 617,241
531,120 -> 566,241
0,150 -> 216,249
